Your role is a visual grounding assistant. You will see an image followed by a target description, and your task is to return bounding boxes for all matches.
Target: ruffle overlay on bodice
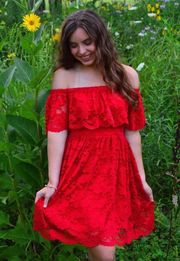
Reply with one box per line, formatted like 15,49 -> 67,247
45,86 -> 146,133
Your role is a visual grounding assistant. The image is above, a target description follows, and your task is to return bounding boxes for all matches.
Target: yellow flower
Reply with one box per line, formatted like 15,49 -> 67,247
55,27 -> 60,33
52,32 -> 60,42
147,4 -> 151,12
151,6 -> 155,12
156,15 -> 161,21
101,6 -> 107,11
156,9 -> 160,15
22,13 -> 41,32
155,3 -> 160,9
116,3 -> 123,10
7,52 -> 16,59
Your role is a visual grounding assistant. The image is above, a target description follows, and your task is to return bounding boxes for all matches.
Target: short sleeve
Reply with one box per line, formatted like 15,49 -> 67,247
126,88 -> 146,130
45,89 -> 68,134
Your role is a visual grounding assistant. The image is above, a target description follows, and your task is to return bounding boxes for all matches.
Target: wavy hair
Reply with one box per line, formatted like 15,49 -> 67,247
54,9 -> 138,106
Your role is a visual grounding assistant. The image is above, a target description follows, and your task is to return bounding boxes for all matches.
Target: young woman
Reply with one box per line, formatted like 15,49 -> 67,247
33,9 -> 155,261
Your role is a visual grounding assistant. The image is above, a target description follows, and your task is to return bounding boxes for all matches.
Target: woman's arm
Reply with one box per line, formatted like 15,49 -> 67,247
125,130 -> 146,183
125,129 -> 154,201
35,130 -> 67,207
47,130 -> 68,188
35,68 -> 69,207
123,65 -> 154,201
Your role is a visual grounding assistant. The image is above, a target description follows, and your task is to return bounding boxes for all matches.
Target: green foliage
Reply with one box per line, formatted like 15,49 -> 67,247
0,0 -> 179,260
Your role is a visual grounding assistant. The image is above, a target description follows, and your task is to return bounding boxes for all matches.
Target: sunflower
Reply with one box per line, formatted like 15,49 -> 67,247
52,32 -> 61,42
22,13 -> 41,32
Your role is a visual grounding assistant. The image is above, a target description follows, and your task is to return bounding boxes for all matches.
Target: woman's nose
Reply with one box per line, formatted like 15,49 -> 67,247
78,45 -> 86,55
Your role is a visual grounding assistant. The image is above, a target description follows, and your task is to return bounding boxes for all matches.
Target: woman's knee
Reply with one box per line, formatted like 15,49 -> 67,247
87,245 -> 115,261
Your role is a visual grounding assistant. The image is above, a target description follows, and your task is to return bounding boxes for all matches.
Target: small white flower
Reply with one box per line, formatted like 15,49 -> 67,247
126,44 -> 134,50
115,32 -> 119,37
172,194 -> 178,207
138,32 -> 147,37
147,13 -> 156,17
145,26 -> 151,30
43,10 -> 50,13
128,6 -> 138,10
136,62 -> 145,71
150,36 -> 156,40
150,30 -> 157,34
133,21 -> 142,24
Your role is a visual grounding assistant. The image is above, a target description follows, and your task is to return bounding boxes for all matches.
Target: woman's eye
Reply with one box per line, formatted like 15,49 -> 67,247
70,44 -> 77,49
84,40 -> 92,45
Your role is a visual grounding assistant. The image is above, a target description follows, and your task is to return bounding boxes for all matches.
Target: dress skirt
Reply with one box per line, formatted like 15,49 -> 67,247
33,126 -> 155,247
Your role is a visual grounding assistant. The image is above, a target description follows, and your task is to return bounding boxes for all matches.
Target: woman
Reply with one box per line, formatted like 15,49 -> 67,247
33,9 -> 155,261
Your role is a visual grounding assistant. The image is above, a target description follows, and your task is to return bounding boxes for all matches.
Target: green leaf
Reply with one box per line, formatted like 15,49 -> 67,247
0,65 -> 16,87
34,24 -> 45,45
0,245 -> 22,260
29,68 -> 51,90
0,142 -> 14,152
31,0 -> 44,12
36,90 -> 49,113
0,174 -> 12,191
14,58 -> 33,83
0,222 -> 33,245
12,0 -> 27,11
21,33 -> 33,52
67,254 -> 80,261
57,254 -> 68,261
0,211 -> 10,225
13,160 -> 42,188
6,115 -> 38,145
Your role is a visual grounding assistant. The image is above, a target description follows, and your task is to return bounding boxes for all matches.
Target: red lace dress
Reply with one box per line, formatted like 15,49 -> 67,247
33,85 -> 155,247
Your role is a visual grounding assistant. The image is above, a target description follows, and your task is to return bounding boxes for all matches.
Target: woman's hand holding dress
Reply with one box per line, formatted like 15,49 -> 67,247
35,186 -> 56,208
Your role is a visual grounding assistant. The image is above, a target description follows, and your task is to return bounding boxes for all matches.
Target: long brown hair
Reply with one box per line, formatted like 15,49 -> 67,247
54,9 -> 138,106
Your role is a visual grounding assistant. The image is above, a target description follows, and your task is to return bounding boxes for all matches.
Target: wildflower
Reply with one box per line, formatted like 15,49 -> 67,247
148,13 -> 156,17
115,32 -> 119,37
138,32 -> 147,37
22,13 -> 41,32
156,9 -> 160,15
151,6 -> 155,12
162,27 -> 167,35
7,53 -> 16,59
133,21 -> 142,24
128,6 -> 138,11
147,4 -> 151,10
136,62 -> 145,72
155,3 -> 160,9
126,44 -> 134,50
52,32 -> 60,42
160,5 -> 165,9
172,195 -> 178,207
156,15 -> 162,21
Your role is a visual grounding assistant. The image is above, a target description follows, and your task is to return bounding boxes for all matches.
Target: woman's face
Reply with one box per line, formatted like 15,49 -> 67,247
69,27 -> 96,67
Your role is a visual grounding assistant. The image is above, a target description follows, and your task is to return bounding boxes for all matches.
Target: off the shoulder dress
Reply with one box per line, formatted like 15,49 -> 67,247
33,85 -> 155,247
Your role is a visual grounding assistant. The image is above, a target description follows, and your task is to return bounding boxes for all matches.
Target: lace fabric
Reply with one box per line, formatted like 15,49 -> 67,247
45,89 -> 68,134
33,86 -> 155,247
45,87 -> 146,133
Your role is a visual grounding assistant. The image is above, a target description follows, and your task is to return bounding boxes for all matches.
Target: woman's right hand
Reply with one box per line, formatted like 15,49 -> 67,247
35,186 -> 56,208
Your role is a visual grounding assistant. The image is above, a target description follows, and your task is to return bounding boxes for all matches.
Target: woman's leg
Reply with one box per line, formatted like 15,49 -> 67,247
87,245 -> 116,261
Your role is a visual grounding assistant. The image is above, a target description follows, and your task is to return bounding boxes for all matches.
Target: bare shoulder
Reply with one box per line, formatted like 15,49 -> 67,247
52,67 -> 71,89
122,64 -> 140,89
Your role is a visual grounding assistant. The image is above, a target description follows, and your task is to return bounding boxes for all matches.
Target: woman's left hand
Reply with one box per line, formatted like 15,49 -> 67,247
142,181 -> 154,202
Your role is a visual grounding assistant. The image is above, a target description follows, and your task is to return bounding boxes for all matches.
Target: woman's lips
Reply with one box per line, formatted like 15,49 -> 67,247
80,55 -> 91,61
